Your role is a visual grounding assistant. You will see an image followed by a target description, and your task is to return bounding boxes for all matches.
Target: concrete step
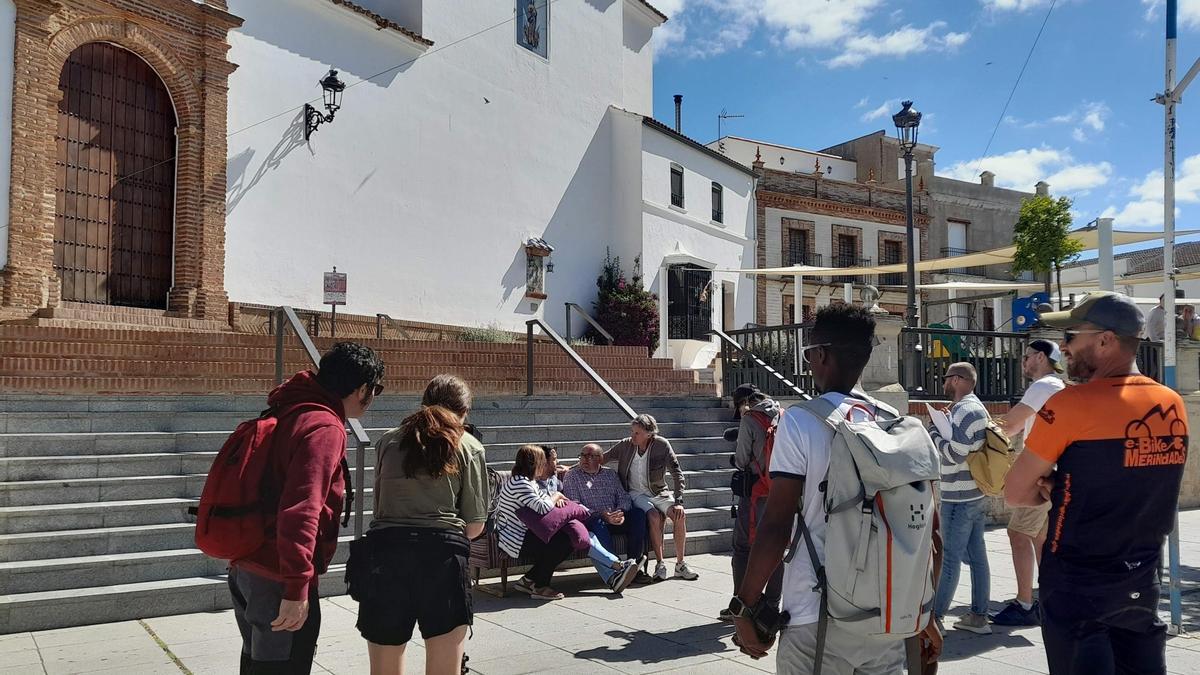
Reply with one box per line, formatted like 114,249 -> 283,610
0,525 -> 734,633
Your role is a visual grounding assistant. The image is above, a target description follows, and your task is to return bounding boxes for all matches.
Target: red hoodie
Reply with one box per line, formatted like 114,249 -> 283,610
232,370 -> 348,600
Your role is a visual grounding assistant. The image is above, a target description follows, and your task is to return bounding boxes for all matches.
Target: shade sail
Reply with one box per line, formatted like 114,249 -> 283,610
729,229 -> 1199,277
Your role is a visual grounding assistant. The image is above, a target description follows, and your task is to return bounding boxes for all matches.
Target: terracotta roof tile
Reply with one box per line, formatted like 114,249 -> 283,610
328,0 -> 433,47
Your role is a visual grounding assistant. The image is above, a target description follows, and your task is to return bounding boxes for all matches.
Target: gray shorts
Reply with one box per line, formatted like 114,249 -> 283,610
776,621 -> 905,675
631,492 -> 676,516
228,566 -> 321,670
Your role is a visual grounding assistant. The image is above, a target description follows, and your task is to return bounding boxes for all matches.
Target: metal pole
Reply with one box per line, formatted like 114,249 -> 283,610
1165,0 -> 1184,634
1097,217 -> 1115,292
903,149 -> 919,391
526,322 -> 535,396
274,309 -> 285,385
565,303 -> 572,342
354,437 -> 365,539
330,304 -> 337,340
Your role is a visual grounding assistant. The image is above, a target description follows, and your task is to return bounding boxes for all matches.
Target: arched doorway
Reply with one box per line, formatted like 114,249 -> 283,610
53,42 -> 176,308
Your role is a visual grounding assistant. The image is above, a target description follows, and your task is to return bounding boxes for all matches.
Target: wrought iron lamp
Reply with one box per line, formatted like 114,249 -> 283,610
893,99 -> 922,394
305,69 -> 346,140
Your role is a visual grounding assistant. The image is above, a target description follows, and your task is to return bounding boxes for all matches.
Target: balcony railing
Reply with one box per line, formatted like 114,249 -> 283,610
878,272 -> 905,286
940,247 -> 988,277
831,255 -> 872,284
786,246 -> 823,268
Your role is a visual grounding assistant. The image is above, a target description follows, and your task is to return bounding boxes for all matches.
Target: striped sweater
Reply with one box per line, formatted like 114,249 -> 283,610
495,476 -> 555,558
932,393 -> 988,503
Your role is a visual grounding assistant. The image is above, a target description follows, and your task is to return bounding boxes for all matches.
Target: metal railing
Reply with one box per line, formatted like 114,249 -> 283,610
526,318 -> 636,420
901,326 -> 1026,401
375,313 -> 412,340
711,327 -> 812,400
1138,340 -> 1164,381
940,247 -> 988,277
716,322 -> 816,398
564,303 -> 614,345
831,255 -> 872,284
787,246 -> 822,268
274,306 -> 371,539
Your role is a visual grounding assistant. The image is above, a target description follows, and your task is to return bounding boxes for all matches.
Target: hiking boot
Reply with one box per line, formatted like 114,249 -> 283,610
609,560 -> 640,594
954,612 -> 993,635
674,561 -> 699,580
653,561 -> 669,581
991,600 -> 1041,626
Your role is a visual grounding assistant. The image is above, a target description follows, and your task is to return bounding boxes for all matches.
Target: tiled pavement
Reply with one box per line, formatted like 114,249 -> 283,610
4,511 -> 1200,674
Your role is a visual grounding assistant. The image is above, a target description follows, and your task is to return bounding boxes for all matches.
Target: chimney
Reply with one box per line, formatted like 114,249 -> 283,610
980,171 -> 995,187
1035,181 -> 1050,196
673,94 -> 682,133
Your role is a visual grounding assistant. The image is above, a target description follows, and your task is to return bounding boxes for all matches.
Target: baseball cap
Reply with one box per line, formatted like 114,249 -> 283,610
731,383 -> 761,419
1037,291 -> 1145,338
1028,339 -> 1065,373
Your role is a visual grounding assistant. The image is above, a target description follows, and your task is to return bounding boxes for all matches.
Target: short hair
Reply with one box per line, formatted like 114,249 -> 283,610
316,342 -> 384,398
947,362 -> 978,383
632,413 -> 659,435
811,303 -> 876,371
421,374 -> 472,417
512,444 -> 545,479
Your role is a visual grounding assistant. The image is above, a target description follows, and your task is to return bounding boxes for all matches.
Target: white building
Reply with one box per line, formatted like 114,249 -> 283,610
220,0 -> 753,366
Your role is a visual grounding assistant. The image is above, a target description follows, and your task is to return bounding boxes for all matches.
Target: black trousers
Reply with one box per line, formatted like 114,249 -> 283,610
229,566 -> 322,675
519,529 -> 574,586
1041,585 -> 1166,675
732,495 -> 784,606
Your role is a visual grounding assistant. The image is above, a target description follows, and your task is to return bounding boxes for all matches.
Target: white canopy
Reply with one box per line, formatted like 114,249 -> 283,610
728,228 -> 1199,277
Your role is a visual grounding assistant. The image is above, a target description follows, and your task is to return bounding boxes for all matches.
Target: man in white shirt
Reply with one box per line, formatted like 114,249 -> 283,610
730,303 -> 940,673
1146,295 -> 1166,342
994,339 -> 1065,626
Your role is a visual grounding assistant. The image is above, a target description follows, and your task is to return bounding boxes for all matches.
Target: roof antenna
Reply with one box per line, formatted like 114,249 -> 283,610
717,108 -> 745,153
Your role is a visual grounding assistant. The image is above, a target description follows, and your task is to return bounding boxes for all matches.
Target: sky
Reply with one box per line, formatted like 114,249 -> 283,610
649,0 -> 1200,244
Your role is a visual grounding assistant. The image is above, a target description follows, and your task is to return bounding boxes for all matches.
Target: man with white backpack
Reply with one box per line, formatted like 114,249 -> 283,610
731,304 -> 943,674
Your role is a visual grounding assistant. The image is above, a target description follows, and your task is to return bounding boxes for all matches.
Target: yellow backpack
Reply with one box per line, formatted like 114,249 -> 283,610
967,418 -> 1014,497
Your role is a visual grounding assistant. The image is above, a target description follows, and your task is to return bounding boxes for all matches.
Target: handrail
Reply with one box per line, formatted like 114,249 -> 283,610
274,306 -> 371,539
526,318 -> 636,420
375,313 -> 412,340
564,303 -> 614,345
710,327 -> 811,400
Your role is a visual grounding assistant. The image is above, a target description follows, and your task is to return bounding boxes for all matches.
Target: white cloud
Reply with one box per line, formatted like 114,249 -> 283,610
1004,101 -> 1109,140
982,0 -> 1053,11
939,147 -> 1112,194
1143,0 -> 1200,29
1071,127 -> 1088,142
859,99 -> 897,122
1099,154 -> 1200,227
855,96 -> 870,109
827,22 -> 970,68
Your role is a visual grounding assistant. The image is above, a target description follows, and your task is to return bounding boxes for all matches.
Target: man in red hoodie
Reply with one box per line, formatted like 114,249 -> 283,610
229,342 -> 384,674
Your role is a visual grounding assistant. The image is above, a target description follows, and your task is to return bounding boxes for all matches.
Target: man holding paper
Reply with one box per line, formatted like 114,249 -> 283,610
929,362 -> 993,635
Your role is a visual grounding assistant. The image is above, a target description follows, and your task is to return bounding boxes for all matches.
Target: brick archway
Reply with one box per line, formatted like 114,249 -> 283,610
0,1 -> 241,321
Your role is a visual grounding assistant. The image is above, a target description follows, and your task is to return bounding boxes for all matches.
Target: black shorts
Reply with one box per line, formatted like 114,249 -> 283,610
348,527 -> 473,645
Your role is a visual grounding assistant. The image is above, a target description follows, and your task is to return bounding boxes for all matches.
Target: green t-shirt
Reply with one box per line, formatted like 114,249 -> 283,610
370,427 -> 489,532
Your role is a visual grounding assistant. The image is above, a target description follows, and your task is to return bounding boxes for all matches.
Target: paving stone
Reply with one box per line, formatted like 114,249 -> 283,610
0,633 -> 37,654
0,648 -> 44,671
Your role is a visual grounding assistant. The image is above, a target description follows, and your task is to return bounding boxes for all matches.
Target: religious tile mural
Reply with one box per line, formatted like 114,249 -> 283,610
517,0 -> 549,58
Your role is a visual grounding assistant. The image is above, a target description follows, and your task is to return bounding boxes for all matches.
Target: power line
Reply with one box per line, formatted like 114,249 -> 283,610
226,0 -> 561,139
975,0 -> 1058,174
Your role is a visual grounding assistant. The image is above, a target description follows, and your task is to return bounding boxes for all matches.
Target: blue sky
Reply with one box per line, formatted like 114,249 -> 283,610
650,0 -> 1200,238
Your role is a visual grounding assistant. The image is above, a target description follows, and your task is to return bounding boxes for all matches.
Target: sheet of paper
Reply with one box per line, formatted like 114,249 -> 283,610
926,402 -> 953,439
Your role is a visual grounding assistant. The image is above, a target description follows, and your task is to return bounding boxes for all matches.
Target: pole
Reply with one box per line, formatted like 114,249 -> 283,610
330,304 -> 337,339
903,149 -> 919,390
1164,0 -> 1185,635
1097,217 -> 1115,292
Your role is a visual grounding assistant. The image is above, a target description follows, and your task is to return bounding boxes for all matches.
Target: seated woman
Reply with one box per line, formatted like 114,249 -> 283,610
347,374 -> 488,675
495,445 -> 574,600
524,446 -> 639,593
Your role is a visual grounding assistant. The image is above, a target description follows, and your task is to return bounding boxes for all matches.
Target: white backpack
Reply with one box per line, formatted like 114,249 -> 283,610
785,394 -> 941,672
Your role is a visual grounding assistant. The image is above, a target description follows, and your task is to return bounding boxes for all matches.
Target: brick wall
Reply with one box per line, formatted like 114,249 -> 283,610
0,0 -> 242,321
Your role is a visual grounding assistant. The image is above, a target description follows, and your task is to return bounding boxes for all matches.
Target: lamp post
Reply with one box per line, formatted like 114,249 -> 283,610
893,100 -> 922,391
304,69 -> 346,140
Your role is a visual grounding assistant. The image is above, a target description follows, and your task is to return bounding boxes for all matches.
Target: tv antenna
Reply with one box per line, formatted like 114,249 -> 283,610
717,108 -> 744,153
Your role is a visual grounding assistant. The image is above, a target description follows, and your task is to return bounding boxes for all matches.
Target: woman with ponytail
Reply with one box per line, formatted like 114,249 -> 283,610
347,375 -> 487,675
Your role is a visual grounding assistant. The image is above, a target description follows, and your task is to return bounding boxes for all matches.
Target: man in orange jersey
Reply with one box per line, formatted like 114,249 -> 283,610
1006,292 -> 1188,675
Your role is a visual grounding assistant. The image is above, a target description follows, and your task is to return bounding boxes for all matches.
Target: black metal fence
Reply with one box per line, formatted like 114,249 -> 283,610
901,326 -> 1026,401
1138,340 -> 1164,381
718,322 -> 816,398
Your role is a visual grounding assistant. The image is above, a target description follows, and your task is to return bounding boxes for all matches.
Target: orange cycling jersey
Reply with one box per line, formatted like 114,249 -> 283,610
1026,375 -> 1189,594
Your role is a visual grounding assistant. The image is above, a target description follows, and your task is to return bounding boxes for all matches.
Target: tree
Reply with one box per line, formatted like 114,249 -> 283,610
1011,195 -> 1083,309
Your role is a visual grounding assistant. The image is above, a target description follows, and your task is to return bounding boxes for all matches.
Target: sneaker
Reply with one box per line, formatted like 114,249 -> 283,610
674,561 -> 699,581
609,560 -> 640,594
631,570 -> 655,585
653,561 -> 669,581
718,608 -> 735,623
953,612 -> 993,635
991,600 -> 1041,626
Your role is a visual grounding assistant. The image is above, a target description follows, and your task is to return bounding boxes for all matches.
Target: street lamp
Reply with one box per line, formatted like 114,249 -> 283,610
305,69 -> 346,140
893,100 -> 922,393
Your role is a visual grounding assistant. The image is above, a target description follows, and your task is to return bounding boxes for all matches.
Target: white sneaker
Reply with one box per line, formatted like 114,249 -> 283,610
653,561 -> 669,581
674,561 -> 699,580
953,612 -> 993,635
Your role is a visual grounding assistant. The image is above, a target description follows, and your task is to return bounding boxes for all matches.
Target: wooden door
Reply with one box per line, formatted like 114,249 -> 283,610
54,42 -> 176,308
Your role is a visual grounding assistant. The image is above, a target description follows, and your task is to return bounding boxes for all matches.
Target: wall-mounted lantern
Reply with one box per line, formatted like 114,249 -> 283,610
524,237 -> 554,300
304,69 -> 346,140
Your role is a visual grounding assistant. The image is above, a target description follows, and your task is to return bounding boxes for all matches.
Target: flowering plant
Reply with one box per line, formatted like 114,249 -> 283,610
593,250 -> 659,353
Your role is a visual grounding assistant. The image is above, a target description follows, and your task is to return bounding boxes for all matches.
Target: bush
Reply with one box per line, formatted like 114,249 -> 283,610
458,324 -> 517,343
592,250 -> 659,353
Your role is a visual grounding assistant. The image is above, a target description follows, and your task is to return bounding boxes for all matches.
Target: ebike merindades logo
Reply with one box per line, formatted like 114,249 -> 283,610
1122,404 -> 1188,468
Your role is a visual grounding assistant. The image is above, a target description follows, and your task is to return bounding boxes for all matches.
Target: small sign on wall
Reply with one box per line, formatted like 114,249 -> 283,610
324,268 -> 347,306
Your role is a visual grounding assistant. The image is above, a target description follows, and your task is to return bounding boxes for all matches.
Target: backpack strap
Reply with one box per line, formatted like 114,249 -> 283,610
744,410 -> 776,479
781,488 -> 829,675
269,402 -> 355,528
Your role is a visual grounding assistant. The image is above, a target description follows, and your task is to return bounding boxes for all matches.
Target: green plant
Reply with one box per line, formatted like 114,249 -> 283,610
1011,195 -> 1083,309
569,336 -> 595,348
458,323 -> 517,343
592,250 -> 659,353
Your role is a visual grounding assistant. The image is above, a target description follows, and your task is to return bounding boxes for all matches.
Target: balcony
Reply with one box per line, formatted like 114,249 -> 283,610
940,247 -> 988,277
786,244 -> 823,268
831,255 -> 872,284
878,271 -> 905,286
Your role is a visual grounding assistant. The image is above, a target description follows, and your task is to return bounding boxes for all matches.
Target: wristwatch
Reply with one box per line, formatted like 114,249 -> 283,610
727,596 -> 756,620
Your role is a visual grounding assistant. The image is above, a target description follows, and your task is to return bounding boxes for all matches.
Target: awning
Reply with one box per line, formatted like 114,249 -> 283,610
728,229 -> 1199,277
887,280 -> 1045,292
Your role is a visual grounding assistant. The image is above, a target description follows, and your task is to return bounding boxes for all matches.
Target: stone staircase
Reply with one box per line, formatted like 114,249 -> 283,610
0,394 -> 737,632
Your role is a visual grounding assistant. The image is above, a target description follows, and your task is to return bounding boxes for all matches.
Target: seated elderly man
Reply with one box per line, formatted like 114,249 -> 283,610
563,444 -> 647,574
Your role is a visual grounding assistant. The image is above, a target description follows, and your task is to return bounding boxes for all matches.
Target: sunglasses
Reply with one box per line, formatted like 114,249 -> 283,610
1063,329 -> 1106,345
370,382 -> 385,397
800,343 -> 832,364
580,452 -> 603,459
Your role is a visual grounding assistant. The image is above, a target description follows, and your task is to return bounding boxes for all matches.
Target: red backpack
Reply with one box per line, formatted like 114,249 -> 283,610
192,403 -> 351,560
745,409 -> 778,545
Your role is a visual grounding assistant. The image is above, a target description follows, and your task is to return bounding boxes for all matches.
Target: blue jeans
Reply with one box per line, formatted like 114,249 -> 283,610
934,499 -> 991,617
585,510 -> 647,581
